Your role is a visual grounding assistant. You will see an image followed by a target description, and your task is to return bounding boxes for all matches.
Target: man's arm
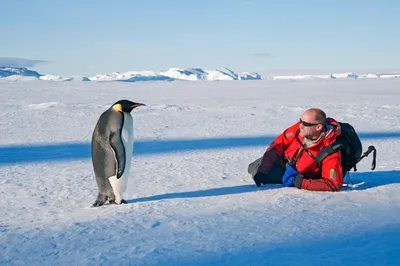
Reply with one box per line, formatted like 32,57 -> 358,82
266,122 -> 299,154
293,152 -> 343,192
257,123 -> 299,174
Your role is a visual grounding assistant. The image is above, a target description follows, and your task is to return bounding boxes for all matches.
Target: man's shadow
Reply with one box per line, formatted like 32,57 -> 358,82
127,170 -> 399,204
128,170 -> 399,203
342,170 -> 400,190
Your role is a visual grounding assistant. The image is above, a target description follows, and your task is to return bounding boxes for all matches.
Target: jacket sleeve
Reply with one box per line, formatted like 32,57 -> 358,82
293,152 -> 343,192
266,123 -> 299,154
257,123 -> 298,174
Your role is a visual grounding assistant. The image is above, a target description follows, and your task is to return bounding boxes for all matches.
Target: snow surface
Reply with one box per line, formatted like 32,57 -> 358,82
1,78 -> 400,265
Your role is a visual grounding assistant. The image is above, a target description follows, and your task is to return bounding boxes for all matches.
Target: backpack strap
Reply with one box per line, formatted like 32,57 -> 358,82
357,145 -> 377,170
294,130 -> 317,161
314,143 -> 344,169
295,129 -> 343,169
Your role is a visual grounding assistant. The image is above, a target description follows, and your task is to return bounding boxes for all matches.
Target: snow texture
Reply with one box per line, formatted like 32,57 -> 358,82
1,78 -> 400,265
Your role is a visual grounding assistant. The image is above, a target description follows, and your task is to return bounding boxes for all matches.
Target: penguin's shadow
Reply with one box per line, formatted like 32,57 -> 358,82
126,184 -> 279,204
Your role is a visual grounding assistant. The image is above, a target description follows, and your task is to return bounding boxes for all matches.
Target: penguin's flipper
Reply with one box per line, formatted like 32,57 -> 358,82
110,131 -> 126,179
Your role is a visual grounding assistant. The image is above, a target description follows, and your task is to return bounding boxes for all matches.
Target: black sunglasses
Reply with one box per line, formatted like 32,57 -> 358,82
299,118 -> 320,127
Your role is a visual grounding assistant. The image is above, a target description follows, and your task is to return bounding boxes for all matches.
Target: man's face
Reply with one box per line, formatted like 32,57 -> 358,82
299,112 -> 321,138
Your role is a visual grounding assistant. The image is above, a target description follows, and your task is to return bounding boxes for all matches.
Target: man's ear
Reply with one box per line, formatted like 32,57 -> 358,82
316,124 -> 324,131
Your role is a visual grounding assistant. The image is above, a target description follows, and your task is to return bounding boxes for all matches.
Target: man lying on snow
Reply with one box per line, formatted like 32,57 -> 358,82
248,108 -> 343,192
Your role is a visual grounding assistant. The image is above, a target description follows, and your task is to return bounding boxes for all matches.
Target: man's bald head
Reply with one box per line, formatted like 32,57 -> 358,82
303,108 -> 326,125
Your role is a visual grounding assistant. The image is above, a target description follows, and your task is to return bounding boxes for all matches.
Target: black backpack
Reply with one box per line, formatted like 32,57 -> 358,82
314,122 -> 377,176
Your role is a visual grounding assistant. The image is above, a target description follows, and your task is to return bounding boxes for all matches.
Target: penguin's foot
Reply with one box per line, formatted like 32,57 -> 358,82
92,200 -> 105,207
107,193 -> 116,204
92,193 -> 108,207
109,199 -> 127,205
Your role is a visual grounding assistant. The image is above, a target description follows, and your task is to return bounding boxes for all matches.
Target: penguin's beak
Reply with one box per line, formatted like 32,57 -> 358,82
131,103 -> 146,108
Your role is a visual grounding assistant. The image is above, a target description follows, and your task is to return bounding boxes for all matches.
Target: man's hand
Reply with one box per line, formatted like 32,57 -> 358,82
253,172 -> 267,187
282,166 -> 302,186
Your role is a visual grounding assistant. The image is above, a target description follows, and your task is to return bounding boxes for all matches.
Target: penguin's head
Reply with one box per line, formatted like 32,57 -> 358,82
112,99 -> 146,113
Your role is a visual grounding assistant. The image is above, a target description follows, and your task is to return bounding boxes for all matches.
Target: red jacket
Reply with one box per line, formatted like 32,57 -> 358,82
257,118 -> 343,192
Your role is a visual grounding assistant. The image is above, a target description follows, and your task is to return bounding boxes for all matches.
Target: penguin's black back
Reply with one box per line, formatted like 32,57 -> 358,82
91,108 -> 124,180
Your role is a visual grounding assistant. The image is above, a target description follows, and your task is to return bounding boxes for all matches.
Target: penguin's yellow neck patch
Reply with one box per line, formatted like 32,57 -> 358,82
113,104 -> 122,112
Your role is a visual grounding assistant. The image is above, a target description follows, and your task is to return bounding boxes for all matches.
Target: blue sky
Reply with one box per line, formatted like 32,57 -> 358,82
1,0 -> 399,76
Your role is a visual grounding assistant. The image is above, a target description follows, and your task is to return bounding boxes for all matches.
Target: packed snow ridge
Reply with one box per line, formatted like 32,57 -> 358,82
1,66 -> 399,82
84,67 -> 262,82
273,72 -> 400,80
0,67 -> 73,81
0,67 -> 262,82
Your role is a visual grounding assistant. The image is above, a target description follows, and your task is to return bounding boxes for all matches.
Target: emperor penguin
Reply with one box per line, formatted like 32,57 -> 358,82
91,99 -> 145,207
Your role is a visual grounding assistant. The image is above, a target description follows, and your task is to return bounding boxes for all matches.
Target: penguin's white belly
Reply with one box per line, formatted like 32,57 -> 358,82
109,113 -> 134,204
